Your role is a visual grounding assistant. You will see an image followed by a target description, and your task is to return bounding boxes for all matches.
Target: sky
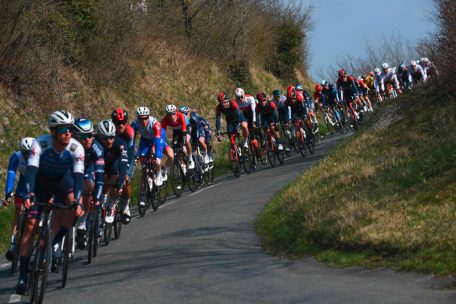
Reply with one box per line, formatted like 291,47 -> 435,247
304,0 -> 438,81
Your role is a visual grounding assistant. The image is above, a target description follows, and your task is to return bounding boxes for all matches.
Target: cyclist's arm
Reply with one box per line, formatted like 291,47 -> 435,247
93,145 -> 105,201
72,144 -> 85,201
5,152 -> 19,198
153,123 -> 164,159
250,99 -> 257,123
25,140 -> 42,196
215,105 -> 222,132
117,142 -> 129,190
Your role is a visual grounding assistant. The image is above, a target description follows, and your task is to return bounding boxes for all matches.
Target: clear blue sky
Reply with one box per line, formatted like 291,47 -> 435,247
305,0 -> 437,80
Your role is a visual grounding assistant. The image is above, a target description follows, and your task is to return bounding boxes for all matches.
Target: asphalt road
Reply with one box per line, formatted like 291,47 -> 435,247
0,134 -> 455,304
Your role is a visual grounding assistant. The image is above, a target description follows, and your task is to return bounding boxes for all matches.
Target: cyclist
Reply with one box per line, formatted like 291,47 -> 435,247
313,83 -> 323,110
379,62 -> 402,95
397,63 -> 413,90
161,104 -> 194,169
2,137 -> 34,261
96,120 -> 128,223
302,90 -> 318,134
285,86 -> 313,140
215,92 -> 248,146
409,60 -> 427,84
132,107 -> 173,190
336,69 -> 359,124
111,108 -> 134,223
422,58 -> 438,80
180,105 -> 211,165
255,91 -> 283,150
356,76 -> 373,112
234,88 -> 255,148
16,110 -> 84,295
73,118 -> 104,249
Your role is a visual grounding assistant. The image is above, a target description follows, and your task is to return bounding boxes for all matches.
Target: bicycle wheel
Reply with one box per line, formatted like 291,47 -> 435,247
297,133 -> 307,158
138,169 -> 149,217
104,222 -> 112,246
114,212 -> 122,240
324,114 -> 335,135
241,147 -> 252,174
266,147 -> 276,168
230,146 -> 241,178
277,147 -> 285,165
151,188 -> 160,212
170,160 -> 184,197
158,183 -> 167,205
61,230 -> 71,288
29,229 -> 51,304
307,138 -> 316,154
11,212 -> 26,274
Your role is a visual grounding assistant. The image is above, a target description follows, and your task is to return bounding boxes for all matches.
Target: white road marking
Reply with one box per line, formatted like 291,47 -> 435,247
8,294 -> 21,303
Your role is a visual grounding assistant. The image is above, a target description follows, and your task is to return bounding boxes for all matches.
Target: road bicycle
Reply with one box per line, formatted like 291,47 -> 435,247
27,201 -> 76,304
263,125 -> 285,167
137,156 -> 166,217
11,206 -> 27,274
217,129 -> 252,178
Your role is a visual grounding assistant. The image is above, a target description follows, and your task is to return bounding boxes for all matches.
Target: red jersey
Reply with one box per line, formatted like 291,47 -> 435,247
161,111 -> 187,132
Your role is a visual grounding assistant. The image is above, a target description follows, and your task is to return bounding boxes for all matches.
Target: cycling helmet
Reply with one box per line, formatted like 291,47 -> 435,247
165,104 -> 177,115
369,71 -> 375,77
348,76 -> 354,82
338,69 -> 346,77
98,119 -> 116,137
315,84 -> 322,92
20,137 -> 34,151
48,110 -> 74,128
328,83 -> 335,90
287,85 -> 296,99
321,80 -> 328,86
410,60 -> 417,67
382,62 -> 389,69
256,91 -> 267,101
295,83 -> 303,91
272,89 -> 282,97
423,57 -> 430,63
73,118 -> 94,134
217,92 -> 229,102
235,88 -> 245,98
136,106 -> 150,116
179,105 -> 190,114
374,68 -> 381,74
111,108 -> 128,122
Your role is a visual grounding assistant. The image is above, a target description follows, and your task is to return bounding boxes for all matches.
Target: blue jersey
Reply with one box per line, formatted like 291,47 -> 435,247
83,139 -> 105,200
5,151 -> 28,197
27,134 -> 85,200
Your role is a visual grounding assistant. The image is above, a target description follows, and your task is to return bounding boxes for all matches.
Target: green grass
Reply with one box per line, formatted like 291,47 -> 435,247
256,88 -> 456,275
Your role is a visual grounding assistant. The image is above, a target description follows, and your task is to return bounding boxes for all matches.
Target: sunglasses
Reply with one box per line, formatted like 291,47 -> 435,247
21,150 -> 31,156
78,133 -> 93,140
139,116 -> 148,121
101,135 -> 115,141
115,120 -> 127,125
56,126 -> 73,134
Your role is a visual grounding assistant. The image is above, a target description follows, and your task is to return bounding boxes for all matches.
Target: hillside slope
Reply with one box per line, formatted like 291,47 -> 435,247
256,88 -> 456,275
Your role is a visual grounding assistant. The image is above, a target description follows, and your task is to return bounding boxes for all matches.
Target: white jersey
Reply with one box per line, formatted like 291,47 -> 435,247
237,95 -> 257,122
378,68 -> 399,91
29,134 -> 85,177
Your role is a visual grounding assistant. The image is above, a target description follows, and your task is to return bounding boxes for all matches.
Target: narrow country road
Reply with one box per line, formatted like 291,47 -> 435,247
0,134 -> 455,304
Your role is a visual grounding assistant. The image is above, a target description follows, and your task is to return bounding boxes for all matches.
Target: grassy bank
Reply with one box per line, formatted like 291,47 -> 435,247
256,88 -> 456,275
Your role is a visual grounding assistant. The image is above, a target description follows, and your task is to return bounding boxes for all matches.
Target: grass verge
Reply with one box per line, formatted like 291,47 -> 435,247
256,88 -> 456,275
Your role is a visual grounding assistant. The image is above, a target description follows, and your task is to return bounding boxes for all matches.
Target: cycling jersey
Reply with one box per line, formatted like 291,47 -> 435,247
26,135 -> 85,201
285,98 -> 306,121
409,64 -> 427,83
98,135 -> 128,190
364,76 -> 375,90
256,101 -> 278,129
215,100 -> 245,133
397,68 -> 412,87
378,68 -> 400,91
161,112 -> 187,132
321,87 -> 339,107
116,124 -> 135,177
5,151 -> 28,198
236,94 -> 257,123
83,139 -> 105,201
273,95 -> 289,123
336,77 -> 357,102
131,116 -> 164,159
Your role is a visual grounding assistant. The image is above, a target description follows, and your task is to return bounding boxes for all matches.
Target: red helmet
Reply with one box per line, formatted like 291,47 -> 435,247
348,76 -> 354,82
256,91 -> 267,102
315,84 -> 322,92
369,71 -> 375,77
111,108 -> 128,123
217,92 -> 229,103
287,85 -> 296,99
338,69 -> 346,77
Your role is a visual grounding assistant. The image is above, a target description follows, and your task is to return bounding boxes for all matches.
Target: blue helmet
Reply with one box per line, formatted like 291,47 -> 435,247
272,89 -> 282,97
295,83 -> 303,91
74,118 -> 94,134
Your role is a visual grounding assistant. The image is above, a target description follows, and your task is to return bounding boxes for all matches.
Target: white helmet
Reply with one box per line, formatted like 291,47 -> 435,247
410,60 -> 417,66
165,104 -> 177,115
20,137 -> 34,151
423,57 -> 430,63
98,119 -> 116,137
374,68 -> 381,74
382,63 -> 389,69
321,80 -> 328,86
48,110 -> 74,128
136,106 -> 150,116
235,88 -> 245,98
